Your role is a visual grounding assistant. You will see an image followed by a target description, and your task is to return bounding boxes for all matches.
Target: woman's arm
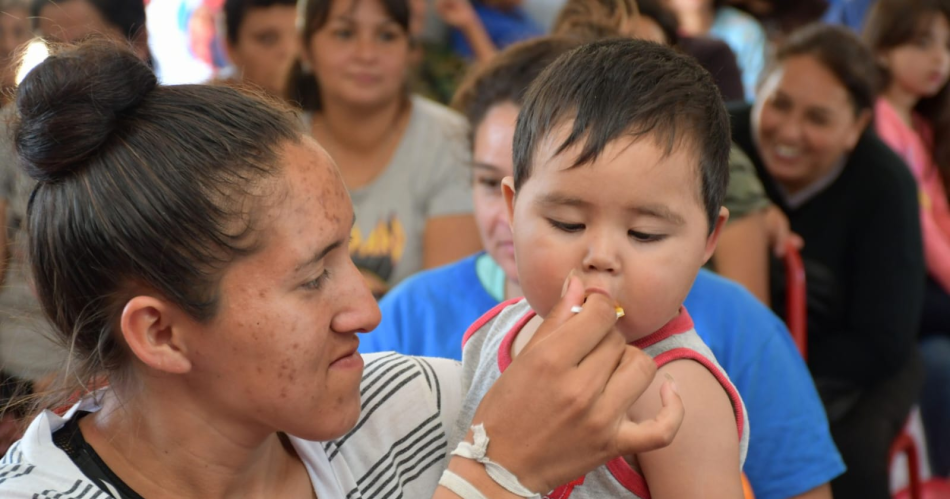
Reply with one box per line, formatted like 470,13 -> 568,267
713,209 -> 771,305
423,214 -> 483,269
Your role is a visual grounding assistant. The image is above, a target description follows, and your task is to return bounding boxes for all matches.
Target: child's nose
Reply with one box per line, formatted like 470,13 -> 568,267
582,239 -> 621,274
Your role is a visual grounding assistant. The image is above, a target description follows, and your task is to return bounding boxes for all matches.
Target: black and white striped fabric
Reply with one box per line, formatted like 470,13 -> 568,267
0,352 -> 463,498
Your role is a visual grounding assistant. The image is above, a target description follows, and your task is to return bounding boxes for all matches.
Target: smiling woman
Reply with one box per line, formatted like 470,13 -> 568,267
731,23 -> 926,499
0,40 -> 684,499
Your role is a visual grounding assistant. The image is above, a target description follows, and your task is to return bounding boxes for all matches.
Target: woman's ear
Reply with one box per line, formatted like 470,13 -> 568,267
120,296 -> 192,375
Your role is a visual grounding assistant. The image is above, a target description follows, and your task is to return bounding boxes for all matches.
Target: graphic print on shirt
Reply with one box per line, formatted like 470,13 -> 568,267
350,214 -> 406,295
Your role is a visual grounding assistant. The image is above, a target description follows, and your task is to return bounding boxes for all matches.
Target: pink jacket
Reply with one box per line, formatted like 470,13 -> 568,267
876,98 -> 950,294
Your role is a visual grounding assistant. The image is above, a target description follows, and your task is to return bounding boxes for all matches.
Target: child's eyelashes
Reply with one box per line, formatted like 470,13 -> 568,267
547,218 -> 585,233
303,269 -> 332,291
629,230 -> 667,243
546,219 -> 666,242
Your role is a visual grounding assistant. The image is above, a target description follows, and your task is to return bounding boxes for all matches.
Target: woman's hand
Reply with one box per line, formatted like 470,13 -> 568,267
765,204 -> 804,257
460,275 -> 684,494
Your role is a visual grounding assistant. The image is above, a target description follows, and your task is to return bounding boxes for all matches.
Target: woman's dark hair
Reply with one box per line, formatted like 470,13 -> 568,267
772,23 -> 880,115
288,0 -> 411,110
452,36 -> 582,146
224,0 -> 297,46
635,0 -> 679,46
31,0 -> 146,41
13,41 -> 300,407
865,0 -> 950,197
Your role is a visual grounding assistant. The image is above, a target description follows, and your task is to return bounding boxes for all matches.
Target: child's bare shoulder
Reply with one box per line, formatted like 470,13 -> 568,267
626,360 -> 742,498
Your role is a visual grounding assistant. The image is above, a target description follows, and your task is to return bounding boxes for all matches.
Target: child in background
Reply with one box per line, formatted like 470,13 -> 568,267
221,0 -> 298,100
865,0 -> 950,477
451,38 -> 747,498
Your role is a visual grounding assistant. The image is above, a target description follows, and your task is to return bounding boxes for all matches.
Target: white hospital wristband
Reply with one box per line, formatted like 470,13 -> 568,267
451,424 -> 542,499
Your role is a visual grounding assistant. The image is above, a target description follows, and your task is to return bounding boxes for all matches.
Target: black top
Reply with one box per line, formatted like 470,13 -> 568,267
53,411 -> 144,499
730,104 -> 925,390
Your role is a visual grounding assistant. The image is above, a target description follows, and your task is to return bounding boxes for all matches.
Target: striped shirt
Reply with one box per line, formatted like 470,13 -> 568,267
0,352 -> 462,498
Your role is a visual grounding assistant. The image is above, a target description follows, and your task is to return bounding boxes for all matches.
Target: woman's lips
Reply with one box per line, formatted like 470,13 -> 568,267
330,348 -> 363,370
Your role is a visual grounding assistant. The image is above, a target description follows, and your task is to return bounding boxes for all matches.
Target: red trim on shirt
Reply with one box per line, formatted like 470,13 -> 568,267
604,347 -> 747,496
462,297 -> 524,349
606,457 -> 652,498
497,308 -> 538,372
630,307 -> 694,350
653,348 -> 745,440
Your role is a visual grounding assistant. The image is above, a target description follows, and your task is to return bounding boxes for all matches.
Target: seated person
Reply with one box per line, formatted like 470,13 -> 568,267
290,0 -> 482,296
866,0 -> 950,477
731,23 -> 925,499
220,0 -> 299,100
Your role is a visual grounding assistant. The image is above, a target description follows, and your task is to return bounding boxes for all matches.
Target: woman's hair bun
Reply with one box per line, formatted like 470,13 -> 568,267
14,41 -> 157,183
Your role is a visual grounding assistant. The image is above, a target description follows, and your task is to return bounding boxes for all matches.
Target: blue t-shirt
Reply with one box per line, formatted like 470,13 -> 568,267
822,0 -> 877,32
362,253 -> 846,499
449,2 -> 545,59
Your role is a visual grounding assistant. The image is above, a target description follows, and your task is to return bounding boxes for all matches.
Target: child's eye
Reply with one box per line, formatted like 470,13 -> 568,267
548,218 -> 585,233
629,230 -> 666,243
303,269 -> 331,291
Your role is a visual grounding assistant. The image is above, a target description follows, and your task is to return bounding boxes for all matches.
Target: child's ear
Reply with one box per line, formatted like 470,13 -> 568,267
502,176 -> 517,228
702,206 -> 730,264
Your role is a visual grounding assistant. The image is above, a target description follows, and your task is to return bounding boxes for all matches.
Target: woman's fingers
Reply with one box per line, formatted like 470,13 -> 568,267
523,275 -> 620,367
613,378 -> 684,456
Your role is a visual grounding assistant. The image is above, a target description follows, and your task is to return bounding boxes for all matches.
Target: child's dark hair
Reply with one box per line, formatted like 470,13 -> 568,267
12,41 -> 300,410
513,39 -> 730,231
288,0 -> 411,110
224,0 -> 297,45
452,36 -> 583,146
772,24 -> 879,115
865,0 -> 950,196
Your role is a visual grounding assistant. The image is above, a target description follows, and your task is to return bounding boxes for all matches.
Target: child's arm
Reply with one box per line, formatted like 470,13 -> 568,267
629,360 -> 742,498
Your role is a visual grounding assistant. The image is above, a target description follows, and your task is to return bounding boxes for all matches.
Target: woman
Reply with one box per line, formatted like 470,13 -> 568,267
865,0 -> 950,477
290,0 -> 481,297
364,36 -> 841,499
731,23 -> 925,499
0,41 -> 683,498
221,0 -> 299,100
